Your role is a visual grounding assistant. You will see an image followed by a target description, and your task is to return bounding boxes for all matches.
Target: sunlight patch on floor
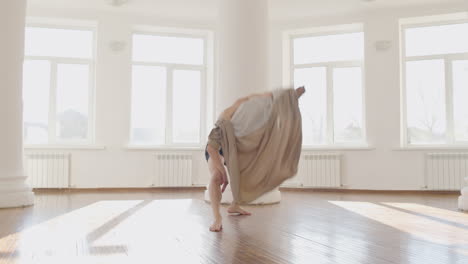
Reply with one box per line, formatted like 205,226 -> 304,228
382,202 -> 468,224
0,199 -> 206,264
329,201 -> 468,255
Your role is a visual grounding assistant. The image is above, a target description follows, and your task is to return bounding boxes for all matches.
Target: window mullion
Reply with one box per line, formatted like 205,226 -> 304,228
49,61 -> 58,144
166,67 -> 173,145
200,37 -> 208,144
360,65 -> 367,143
401,27 -> 409,146
289,37 -> 295,87
132,61 -> 205,70
200,69 -> 207,145
401,61 -> 408,146
445,57 -> 455,144
88,62 -> 95,144
326,66 -> 334,144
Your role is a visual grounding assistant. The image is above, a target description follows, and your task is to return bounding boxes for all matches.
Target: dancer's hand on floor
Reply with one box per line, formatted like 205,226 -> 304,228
221,170 -> 229,193
215,165 -> 228,193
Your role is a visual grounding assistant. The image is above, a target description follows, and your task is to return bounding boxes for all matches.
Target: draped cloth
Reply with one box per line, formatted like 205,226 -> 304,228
208,89 -> 302,204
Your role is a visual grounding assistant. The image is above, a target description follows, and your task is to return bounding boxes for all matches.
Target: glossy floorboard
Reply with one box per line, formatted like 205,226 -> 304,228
0,189 -> 467,264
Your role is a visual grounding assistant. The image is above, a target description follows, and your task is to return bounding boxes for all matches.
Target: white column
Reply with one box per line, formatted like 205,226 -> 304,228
206,0 -> 281,205
216,0 -> 270,114
0,0 -> 34,208
459,177 -> 468,211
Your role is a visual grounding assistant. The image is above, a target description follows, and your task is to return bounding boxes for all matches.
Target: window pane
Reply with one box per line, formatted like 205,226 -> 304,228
131,66 -> 167,144
173,70 -> 201,144
294,68 -> 327,145
293,32 -> 364,64
405,23 -> 468,57
333,67 -> 363,143
406,60 -> 446,144
132,34 -> 204,65
56,64 -> 90,141
453,60 -> 468,141
25,27 -> 93,59
23,60 -> 50,144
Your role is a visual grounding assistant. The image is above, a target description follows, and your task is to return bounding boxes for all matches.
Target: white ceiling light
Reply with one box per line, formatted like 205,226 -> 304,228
107,0 -> 129,7
375,40 -> 392,51
109,41 -> 127,52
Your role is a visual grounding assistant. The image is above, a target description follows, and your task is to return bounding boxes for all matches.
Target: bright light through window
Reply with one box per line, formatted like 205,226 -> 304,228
25,27 -> 93,59
56,64 -> 90,141
406,60 -> 446,144
172,70 -> 201,144
333,67 -> 363,143
23,26 -> 95,145
294,68 -> 327,145
293,32 -> 364,64
403,20 -> 468,145
130,66 -> 167,145
405,23 -> 468,57
292,29 -> 365,146
453,60 -> 468,141
132,34 -> 204,65
23,60 -> 50,144
130,31 -> 207,146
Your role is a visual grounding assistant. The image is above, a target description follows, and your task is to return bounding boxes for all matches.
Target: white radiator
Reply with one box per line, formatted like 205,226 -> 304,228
425,153 -> 468,190
24,152 -> 71,188
282,153 -> 342,188
154,153 -> 192,187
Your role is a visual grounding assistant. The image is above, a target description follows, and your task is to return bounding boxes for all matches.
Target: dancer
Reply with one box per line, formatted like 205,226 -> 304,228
206,87 -> 305,232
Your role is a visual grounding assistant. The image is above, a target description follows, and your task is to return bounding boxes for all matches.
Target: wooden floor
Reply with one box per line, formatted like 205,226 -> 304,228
0,189 -> 467,264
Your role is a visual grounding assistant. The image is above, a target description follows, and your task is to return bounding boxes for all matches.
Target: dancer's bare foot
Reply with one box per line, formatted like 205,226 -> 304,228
227,205 -> 252,216
210,217 -> 223,232
296,86 -> 306,98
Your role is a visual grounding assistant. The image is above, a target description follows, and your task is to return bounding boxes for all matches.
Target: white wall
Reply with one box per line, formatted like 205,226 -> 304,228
270,3 -> 468,190
26,2 -> 468,190
25,7 -> 217,188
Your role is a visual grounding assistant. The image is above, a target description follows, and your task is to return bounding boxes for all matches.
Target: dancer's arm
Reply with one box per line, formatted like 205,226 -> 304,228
247,91 -> 273,99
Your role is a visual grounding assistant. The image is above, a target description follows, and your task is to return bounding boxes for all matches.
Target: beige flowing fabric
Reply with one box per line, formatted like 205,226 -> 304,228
208,89 -> 302,204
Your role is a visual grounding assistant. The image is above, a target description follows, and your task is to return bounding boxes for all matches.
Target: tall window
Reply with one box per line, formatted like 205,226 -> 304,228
289,30 -> 365,146
402,21 -> 468,145
23,26 -> 95,145
130,31 -> 208,146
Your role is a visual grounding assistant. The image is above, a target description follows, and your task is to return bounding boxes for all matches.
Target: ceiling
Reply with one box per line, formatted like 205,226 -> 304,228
270,0 -> 467,20
27,0 -> 467,20
27,0 -> 218,20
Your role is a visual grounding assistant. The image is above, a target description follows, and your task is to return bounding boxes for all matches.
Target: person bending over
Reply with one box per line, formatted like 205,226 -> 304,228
205,86 -> 305,232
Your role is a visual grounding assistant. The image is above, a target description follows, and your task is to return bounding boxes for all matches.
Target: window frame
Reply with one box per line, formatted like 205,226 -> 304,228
400,19 -> 468,147
129,27 -> 214,148
283,26 -> 367,147
23,23 -> 97,146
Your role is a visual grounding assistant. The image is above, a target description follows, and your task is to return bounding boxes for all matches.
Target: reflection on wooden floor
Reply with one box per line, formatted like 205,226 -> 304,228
0,189 -> 467,264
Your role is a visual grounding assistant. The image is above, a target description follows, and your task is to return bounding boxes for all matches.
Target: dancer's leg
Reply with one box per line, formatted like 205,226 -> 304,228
208,158 -> 224,232
227,202 -> 251,216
